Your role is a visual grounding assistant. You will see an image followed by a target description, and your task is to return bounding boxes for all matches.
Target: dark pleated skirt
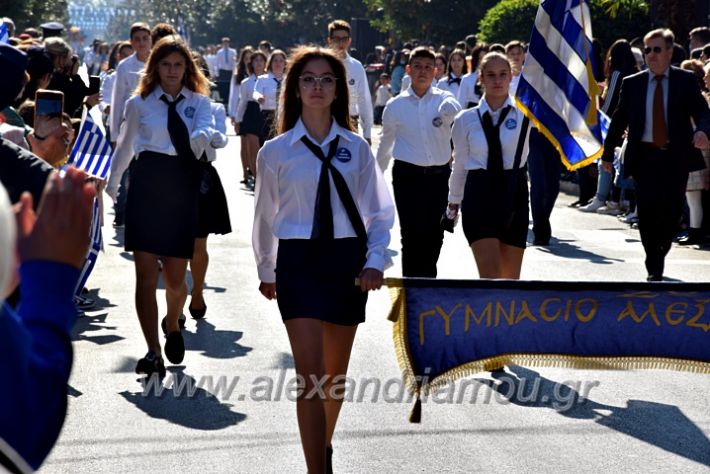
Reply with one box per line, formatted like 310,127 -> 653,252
239,101 -> 263,136
259,109 -> 276,145
125,151 -> 200,259
195,161 -> 232,238
461,168 -> 529,248
275,238 -> 368,326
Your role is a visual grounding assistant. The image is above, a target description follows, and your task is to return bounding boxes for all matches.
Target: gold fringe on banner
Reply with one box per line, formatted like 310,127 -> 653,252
389,285 -> 710,422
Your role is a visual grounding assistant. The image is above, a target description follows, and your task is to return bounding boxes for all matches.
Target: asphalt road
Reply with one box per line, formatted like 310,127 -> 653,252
42,125 -> 710,473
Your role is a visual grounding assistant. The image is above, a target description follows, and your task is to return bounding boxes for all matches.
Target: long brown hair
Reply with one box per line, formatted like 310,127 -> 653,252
135,35 -> 209,99
277,45 -> 353,135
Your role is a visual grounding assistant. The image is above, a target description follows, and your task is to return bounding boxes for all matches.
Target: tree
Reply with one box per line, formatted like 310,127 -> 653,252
651,0 -> 697,45
2,0 -> 68,32
363,0 -> 498,45
477,0 -> 651,48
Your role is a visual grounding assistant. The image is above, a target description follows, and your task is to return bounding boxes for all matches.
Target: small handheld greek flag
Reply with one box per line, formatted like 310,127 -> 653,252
0,23 -> 9,43
68,107 -> 113,178
516,0 -> 609,170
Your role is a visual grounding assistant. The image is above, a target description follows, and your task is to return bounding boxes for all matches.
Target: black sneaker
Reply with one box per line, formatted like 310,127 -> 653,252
164,331 -> 185,364
135,351 -> 166,378
161,314 -> 186,334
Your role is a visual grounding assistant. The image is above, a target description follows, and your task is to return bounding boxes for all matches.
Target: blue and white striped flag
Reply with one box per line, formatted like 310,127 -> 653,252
516,0 -> 609,170
68,108 -> 113,179
74,198 -> 103,298
0,23 -> 9,43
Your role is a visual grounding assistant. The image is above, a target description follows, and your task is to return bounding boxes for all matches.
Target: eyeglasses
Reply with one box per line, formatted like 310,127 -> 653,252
299,74 -> 337,89
644,46 -> 666,55
330,35 -> 350,43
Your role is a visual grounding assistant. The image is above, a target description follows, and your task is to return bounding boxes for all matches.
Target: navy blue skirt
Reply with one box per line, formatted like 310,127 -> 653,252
125,151 -> 200,259
461,168 -> 529,248
239,101 -> 262,136
195,161 -> 231,238
275,238 -> 367,325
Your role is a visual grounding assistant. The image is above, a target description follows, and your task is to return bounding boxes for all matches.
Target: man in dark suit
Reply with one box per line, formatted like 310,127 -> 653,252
602,28 -> 710,281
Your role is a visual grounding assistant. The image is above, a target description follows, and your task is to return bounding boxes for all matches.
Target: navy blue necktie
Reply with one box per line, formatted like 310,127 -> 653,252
480,106 -> 511,172
300,135 -> 367,241
160,94 -> 195,160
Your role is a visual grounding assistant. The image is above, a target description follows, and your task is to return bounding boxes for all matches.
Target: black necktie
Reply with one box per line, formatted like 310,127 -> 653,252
274,77 -> 282,92
300,135 -> 367,241
448,75 -> 461,86
480,106 -> 511,172
160,94 -> 195,160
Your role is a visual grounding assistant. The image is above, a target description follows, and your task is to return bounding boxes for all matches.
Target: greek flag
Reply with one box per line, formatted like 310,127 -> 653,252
0,23 -> 8,43
515,0 -> 609,170
74,198 -> 103,298
68,107 -> 113,178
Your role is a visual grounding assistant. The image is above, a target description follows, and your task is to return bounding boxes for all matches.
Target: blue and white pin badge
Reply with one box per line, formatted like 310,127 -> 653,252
505,118 -> 517,130
432,116 -> 443,128
184,106 -> 196,119
349,78 -> 355,85
335,147 -> 352,163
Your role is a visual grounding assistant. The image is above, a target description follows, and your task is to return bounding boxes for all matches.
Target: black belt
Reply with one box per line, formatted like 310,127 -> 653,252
640,141 -> 669,151
394,160 -> 450,175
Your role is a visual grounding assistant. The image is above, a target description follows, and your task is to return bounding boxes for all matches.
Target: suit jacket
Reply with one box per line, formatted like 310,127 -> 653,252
601,67 -> 710,177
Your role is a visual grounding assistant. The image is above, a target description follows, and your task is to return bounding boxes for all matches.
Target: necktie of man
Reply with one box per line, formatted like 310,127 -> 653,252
652,75 -> 668,148
300,135 -> 367,241
480,106 -> 511,172
160,94 -> 195,160
223,48 -> 228,68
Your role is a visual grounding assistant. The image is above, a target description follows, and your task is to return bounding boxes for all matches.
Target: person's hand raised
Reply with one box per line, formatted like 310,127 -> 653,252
15,167 -> 97,269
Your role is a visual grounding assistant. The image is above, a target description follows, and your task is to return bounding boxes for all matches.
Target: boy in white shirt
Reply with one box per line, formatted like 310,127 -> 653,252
373,73 -> 392,125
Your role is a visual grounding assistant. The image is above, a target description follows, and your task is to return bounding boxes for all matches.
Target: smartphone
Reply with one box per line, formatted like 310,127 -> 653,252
88,75 -> 101,95
34,89 -> 65,139
35,89 -> 64,120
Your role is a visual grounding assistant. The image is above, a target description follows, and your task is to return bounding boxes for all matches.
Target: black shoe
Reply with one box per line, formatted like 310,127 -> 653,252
678,229 -> 702,246
646,274 -> 663,282
533,238 -> 550,246
188,303 -> 207,319
113,215 -> 125,228
161,314 -> 186,335
135,351 -> 166,378
326,445 -> 333,474
164,331 -> 185,364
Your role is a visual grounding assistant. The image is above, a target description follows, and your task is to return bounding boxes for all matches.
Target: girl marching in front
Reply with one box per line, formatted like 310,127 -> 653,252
253,46 -> 394,474
447,52 -> 531,279
253,49 -> 286,146
106,35 -> 214,376
235,51 -> 267,189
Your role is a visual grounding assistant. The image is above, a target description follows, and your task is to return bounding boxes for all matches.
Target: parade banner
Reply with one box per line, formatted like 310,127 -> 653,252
387,278 -> 710,422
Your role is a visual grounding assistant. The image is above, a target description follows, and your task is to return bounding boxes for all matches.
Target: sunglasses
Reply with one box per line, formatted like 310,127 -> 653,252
644,46 -> 666,55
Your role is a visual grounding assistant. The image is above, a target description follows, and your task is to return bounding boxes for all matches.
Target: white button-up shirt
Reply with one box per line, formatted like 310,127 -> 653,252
448,96 -> 531,204
457,71 -> 481,108
253,118 -> 395,282
253,72 -> 282,111
205,101 -> 228,162
343,54 -> 374,139
228,75 -> 240,118
436,73 -> 463,97
376,85 -> 461,171
107,86 -> 213,196
642,68 -> 670,142
236,74 -> 258,122
109,53 -> 146,136
215,46 -> 237,71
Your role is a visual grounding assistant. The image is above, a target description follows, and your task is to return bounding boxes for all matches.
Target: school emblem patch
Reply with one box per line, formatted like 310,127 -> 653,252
184,106 -> 196,118
335,147 -> 352,162
432,116 -> 443,128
